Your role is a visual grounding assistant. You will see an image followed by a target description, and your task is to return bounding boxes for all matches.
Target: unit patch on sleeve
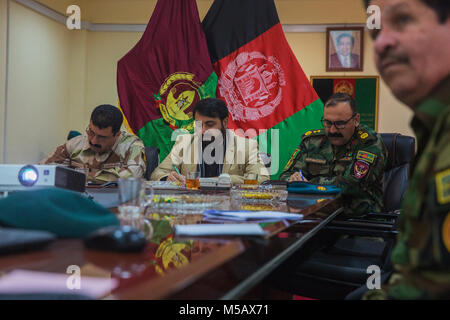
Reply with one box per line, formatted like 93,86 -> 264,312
436,168 -> 450,205
356,150 -> 376,164
353,160 -> 370,179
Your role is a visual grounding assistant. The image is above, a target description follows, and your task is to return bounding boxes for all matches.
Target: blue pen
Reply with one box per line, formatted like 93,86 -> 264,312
298,169 -> 305,181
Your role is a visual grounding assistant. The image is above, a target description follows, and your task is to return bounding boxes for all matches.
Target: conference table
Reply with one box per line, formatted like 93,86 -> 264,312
0,185 -> 343,300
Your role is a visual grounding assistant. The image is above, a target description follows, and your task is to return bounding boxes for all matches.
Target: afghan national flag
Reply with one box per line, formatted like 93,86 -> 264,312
117,0 -> 217,161
202,0 -> 323,179
312,77 -> 379,130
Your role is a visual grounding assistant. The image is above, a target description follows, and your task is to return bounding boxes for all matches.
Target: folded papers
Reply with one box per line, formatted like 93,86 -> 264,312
174,224 -> 267,237
0,269 -> 118,299
203,210 -> 303,221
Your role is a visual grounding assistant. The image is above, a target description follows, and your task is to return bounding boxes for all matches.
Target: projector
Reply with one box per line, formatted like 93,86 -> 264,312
0,165 -> 86,193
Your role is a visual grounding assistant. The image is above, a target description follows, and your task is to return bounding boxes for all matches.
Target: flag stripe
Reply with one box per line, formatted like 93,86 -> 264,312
355,78 -> 377,129
136,118 -> 176,162
312,79 -> 334,103
202,0 -> 279,63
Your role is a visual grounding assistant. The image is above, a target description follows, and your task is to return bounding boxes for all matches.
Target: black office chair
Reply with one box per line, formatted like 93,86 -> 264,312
144,146 -> 160,180
266,133 -> 415,299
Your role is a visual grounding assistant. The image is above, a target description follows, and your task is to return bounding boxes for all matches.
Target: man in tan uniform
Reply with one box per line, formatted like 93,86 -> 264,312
151,98 -> 269,185
41,104 -> 146,183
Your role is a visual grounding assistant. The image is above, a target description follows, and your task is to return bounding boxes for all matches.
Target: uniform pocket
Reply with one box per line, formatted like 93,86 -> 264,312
305,158 -> 329,176
102,162 -> 122,170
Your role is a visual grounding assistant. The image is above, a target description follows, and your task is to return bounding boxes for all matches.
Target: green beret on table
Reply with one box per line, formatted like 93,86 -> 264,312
287,181 -> 341,195
0,188 -> 119,238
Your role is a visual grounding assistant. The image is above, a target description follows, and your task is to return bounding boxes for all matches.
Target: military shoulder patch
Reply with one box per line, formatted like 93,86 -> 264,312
436,168 -> 450,205
443,213 -> 450,252
357,128 -> 375,143
356,150 -> 377,164
283,148 -> 301,171
353,160 -> 370,179
303,129 -> 325,138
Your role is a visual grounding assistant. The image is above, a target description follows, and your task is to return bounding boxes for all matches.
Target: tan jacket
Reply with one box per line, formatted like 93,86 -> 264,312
40,131 -> 146,183
151,131 -> 269,184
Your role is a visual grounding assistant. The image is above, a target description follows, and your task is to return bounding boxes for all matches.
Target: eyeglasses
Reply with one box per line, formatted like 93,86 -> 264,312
321,114 -> 356,130
85,126 -> 114,142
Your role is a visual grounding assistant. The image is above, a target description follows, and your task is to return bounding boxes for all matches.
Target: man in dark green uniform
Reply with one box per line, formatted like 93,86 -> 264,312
280,93 -> 387,217
361,0 -> 450,299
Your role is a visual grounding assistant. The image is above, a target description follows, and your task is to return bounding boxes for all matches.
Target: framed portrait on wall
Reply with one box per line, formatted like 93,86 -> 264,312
326,27 -> 364,72
311,76 -> 379,130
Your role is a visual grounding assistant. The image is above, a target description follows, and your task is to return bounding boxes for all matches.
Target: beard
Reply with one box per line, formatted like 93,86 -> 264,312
201,124 -> 226,164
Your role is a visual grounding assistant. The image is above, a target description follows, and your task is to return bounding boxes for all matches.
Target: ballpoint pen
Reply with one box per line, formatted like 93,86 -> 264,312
298,169 -> 305,181
173,165 -> 181,176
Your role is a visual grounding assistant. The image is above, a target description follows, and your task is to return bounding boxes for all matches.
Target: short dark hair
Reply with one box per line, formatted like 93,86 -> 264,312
324,93 -> 358,114
337,33 -> 355,47
192,98 -> 229,121
363,0 -> 450,23
90,104 -> 123,135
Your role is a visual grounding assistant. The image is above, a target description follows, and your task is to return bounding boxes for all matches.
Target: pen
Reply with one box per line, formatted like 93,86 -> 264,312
298,169 -> 305,181
173,165 -> 181,176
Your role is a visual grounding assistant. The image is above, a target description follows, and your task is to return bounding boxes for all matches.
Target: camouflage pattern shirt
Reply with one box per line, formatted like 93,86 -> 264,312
365,78 -> 450,300
40,131 -> 146,183
280,125 -> 387,216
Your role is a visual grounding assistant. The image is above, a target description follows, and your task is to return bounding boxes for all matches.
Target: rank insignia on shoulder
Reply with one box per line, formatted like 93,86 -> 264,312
443,213 -> 450,253
436,168 -> 450,205
303,129 -> 324,137
353,160 -> 370,179
356,150 -> 377,164
358,130 -> 370,140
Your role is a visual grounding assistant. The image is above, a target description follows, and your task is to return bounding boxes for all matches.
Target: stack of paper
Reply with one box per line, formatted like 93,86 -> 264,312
203,210 -> 303,221
0,269 -> 118,299
174,224 -> 267,237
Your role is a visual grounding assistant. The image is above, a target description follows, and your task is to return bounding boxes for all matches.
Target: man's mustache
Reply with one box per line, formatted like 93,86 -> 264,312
89,141 -> 102,149
379,49 -> 409,69
327,132 -> 344,138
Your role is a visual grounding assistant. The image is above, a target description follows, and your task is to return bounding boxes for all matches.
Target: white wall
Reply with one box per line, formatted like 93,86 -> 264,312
0,0 -> 8,163
6,0 -> 74,163
84,31 -> 141,117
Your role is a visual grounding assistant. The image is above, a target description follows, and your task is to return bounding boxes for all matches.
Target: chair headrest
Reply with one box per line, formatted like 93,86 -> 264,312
380,133 -> 415,170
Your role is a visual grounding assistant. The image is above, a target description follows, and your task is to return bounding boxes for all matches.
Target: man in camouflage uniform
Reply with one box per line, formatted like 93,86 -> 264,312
359,0 -> 450,299
41,104 -> 146,183
280,93 -> 387,217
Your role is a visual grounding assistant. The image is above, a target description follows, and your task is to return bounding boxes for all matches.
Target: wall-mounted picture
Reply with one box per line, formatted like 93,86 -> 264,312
326,27 -> 364,72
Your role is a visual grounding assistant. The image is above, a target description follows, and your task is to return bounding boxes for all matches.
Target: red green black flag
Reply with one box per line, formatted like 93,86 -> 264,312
202,0 -> 323,178
312,77 -> 379,130
117,0 -> 217,161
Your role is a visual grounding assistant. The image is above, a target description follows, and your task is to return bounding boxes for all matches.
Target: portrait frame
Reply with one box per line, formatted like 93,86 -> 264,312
326,27 -> 364,72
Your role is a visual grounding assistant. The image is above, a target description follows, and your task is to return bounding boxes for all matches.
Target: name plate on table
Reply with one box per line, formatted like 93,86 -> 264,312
199,174 -> 232,190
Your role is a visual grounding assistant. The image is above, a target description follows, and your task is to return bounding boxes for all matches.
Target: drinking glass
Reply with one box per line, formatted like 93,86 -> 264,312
186,172 -> 200,190
244,173 -> 258,185
118,177 -> 144,206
